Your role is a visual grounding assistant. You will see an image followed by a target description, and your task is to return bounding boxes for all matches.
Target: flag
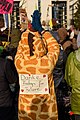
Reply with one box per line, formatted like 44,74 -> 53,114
0,0 -> 13,14
4,14 -> 9,28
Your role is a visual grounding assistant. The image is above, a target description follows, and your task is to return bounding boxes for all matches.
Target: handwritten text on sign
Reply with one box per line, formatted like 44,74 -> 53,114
0,0 -> 13,14
19,74 -> 49,94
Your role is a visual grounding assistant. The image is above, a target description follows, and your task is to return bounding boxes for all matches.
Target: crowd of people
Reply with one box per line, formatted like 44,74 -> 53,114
0,10 -> 80,120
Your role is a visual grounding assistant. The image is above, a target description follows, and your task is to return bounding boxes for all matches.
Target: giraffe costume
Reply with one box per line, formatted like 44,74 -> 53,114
15,26 -> 59,120
15,10 -> 59,120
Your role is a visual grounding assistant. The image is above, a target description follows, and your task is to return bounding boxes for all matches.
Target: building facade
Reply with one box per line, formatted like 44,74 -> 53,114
69,0 -> 78,24
14,0 -> 78,28
18,0 -> 67,27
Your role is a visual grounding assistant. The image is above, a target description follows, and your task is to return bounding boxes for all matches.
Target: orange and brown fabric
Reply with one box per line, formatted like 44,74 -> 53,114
15,29 -> 59,120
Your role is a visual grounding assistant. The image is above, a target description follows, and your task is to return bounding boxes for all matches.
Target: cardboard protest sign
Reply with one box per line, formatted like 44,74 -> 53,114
0,0 -> 13,14
19,74 -> 49,94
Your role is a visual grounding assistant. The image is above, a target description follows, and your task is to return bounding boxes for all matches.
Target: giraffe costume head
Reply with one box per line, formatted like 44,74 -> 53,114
15,10 -> 60,120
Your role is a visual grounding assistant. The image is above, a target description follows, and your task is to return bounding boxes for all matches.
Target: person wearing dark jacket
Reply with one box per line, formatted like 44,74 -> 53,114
50,29 -> 72,120
49,29 -> 65,87
0,46 -> 19,120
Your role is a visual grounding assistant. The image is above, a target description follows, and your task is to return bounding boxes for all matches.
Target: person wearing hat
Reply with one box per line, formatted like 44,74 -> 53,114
0,45 -> 19,120
15,10 -> 60,120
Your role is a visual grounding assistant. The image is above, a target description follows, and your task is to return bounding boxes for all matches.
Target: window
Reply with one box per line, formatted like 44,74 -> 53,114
52,1 -> 67,27
11,1 -> 20,28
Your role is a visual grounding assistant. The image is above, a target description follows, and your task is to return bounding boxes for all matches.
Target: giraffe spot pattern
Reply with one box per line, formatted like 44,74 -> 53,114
15,30 -> 59,120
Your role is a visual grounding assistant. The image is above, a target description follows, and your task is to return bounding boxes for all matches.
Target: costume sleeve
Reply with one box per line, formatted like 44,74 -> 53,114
65,52 -> 73,87
15,31 -> 30,59
42,31 -> 60,65
15,31 -> 60,74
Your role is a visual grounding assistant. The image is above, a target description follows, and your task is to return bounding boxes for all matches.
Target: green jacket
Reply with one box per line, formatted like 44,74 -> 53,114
65,48 -> 80,114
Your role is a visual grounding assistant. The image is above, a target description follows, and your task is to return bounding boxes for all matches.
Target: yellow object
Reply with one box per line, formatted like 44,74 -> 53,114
49,19 -> 53,29
2,41 -> 10,48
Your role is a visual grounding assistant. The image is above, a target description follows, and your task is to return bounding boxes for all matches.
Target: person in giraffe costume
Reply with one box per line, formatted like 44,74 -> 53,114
15,10 -> 60,120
